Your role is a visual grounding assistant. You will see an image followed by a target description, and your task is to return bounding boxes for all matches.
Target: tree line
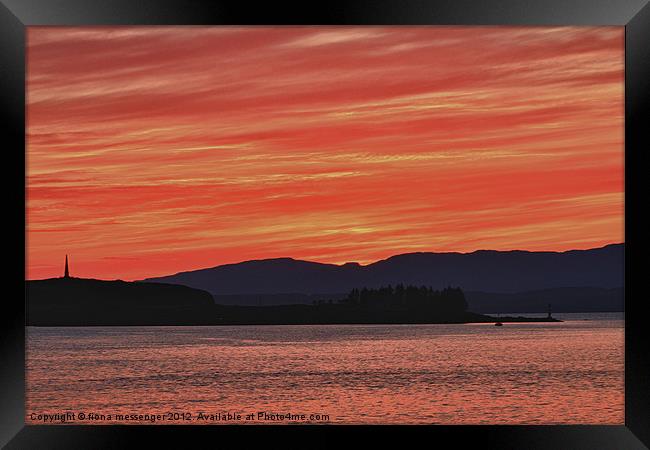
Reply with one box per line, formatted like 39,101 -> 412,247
334,284 -> 468,313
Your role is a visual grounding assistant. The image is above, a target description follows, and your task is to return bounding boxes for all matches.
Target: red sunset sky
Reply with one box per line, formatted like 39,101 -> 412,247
26,26 -> 624,281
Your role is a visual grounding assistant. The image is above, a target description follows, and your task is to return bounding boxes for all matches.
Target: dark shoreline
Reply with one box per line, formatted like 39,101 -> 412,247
26,315 -> 562,327
26,277 -> 563,327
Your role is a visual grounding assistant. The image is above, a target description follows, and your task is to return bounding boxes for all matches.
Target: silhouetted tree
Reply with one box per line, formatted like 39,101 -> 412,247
338,284 -> 467,313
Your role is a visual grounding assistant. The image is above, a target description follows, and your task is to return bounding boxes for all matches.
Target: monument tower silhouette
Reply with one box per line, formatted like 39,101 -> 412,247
64,255 -> 70,278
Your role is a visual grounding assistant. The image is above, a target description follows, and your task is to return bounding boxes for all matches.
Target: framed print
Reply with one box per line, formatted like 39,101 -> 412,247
1,0 -> 649,448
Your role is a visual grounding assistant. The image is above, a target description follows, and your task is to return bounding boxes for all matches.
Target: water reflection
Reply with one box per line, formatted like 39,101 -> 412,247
26,316 -> 624,424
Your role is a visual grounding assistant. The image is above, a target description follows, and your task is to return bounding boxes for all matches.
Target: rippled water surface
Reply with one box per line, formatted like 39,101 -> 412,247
26,313 -> 624,424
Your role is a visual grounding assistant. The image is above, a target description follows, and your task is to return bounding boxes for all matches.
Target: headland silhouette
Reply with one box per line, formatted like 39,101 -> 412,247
26,245 -> 624,327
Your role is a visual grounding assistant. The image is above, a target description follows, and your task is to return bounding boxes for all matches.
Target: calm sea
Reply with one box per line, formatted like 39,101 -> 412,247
26,312 -> 624,424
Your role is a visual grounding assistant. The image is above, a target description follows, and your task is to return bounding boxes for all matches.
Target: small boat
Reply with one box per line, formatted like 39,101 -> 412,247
494,321 -> 503,326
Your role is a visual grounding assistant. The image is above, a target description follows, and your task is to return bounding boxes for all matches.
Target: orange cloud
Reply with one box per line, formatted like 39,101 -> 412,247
26,26 -> 624,280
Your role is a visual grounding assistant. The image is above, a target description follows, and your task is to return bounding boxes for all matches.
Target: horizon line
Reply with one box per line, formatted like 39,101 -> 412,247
26,242 -> 624,283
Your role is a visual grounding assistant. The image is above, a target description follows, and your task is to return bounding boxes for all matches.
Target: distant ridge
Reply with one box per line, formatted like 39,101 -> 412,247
144,244 -> 624,303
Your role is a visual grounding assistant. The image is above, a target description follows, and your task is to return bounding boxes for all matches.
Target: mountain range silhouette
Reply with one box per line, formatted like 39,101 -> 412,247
26,244 -> 623,325
143,244 -> 624,311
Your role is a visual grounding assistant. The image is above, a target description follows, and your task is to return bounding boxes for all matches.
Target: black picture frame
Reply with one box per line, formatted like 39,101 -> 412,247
1,1 -> 648,448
